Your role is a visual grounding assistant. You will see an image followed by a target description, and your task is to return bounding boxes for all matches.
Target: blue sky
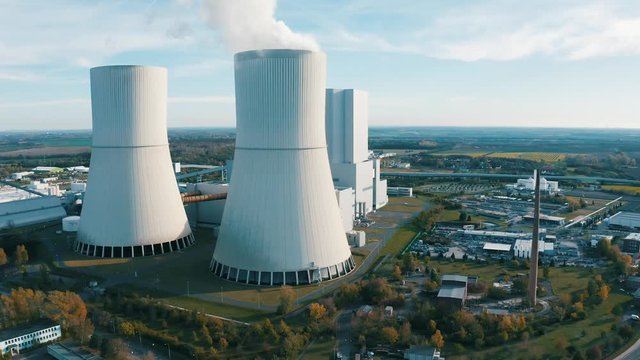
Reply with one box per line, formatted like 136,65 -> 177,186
1,0 -> 640,130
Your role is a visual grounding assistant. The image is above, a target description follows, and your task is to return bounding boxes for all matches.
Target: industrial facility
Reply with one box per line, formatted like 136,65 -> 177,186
75,65 -> 194,258
210,49 -> 354,285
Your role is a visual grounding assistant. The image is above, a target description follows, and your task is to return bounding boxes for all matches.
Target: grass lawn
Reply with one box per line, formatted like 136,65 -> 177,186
302,338 -> 336,360
117,284 -> 268,323
383,197 -> 427,212
563,197 -> 611,220
380,227 -> 418,257
429,259 -> 519,285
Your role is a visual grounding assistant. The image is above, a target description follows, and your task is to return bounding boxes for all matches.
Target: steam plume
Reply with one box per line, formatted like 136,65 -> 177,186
201,0 -> 320,53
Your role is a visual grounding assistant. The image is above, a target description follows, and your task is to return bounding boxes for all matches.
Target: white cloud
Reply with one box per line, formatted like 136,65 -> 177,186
0,98 -> 90,109
321,1 -> 640,61
0,1 -> 199,67
0,70 -> 42,82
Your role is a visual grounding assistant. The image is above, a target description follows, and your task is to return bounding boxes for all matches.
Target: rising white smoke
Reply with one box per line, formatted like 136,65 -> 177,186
200,0 -> 320,53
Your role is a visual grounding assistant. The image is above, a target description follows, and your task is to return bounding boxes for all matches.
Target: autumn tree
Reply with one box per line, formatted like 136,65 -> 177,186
118,321 -> 135,336
142,352 -> 157,360
392,265 -> 403,281
308,303 -> 327,321
44,291 -> 88,338
277,286 -> 296,315
399,321 -> 412,345
14,244 -> 28,270
431,329 -> 445,349
0,248 -> 7,266
381,326 -> 399,345
599,284 -> 610,300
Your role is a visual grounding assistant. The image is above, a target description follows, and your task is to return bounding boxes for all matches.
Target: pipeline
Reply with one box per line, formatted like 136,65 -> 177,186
182,192 -> 227,204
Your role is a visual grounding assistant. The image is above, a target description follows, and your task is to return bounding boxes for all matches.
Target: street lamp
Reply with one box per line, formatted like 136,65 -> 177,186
164,343 -> 171,359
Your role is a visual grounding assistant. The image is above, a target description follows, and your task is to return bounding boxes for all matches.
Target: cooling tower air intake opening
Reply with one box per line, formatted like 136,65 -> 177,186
209,255 -> 356,286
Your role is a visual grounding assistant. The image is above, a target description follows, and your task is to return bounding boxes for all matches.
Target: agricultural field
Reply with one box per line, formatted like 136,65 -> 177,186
602,185 -> 640,195
486,152 -> 567,162
429,150 -> 569,163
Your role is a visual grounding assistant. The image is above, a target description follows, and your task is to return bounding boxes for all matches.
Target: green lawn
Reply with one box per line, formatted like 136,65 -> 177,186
302,338 -> 336,360
380,227 -> 418,257
118,284 -> 268,323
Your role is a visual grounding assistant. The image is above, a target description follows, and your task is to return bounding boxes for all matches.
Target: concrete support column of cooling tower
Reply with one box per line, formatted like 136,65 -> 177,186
76,66 -> 193,258
211,49 -> 354,286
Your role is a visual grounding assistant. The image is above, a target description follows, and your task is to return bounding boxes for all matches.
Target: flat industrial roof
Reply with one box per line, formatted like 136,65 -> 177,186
483,242 -> 512,252
437,285 -> 466,300
442,274 -> 468,283
47,343 -> 103,360
463,230 -> 529,238
0,321 -> 58,341
625,233 -> 640,241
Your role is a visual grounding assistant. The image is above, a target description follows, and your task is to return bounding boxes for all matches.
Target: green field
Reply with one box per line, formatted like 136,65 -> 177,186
602,185 -> 640,195
430,150 -> 568,163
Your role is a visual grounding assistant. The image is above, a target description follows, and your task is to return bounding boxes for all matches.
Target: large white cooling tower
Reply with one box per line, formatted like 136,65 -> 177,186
75,65 -> 194,258
210,49 -> 355,285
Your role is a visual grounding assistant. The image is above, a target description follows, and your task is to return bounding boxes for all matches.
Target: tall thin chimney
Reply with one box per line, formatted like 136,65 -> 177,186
528,169 -> 541,307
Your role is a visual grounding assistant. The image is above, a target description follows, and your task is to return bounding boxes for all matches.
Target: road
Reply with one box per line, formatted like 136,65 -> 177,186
381,171 -> 640,185
336,310 -> 355,359
615,338 -> 640,360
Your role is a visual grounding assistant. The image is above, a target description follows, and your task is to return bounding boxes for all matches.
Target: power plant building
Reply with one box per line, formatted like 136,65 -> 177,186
76,65 -> 194,258
211,49 -> 354,285
326,89 -> 388,222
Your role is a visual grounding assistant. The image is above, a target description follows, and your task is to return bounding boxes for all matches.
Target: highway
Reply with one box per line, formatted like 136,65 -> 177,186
380,171 -> 640,185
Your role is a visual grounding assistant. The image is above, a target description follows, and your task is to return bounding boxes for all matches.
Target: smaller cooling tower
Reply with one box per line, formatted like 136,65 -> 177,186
75,65 -> 194,258
210,49 -> 355,286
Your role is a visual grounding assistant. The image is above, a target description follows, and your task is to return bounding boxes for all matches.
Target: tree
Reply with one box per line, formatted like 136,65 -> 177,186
78,319 -> 95,345
381,326 -> 399,345
401,252 -> 418,273
0,248 -> 7,266
14,244 -> 28,270
308,303 -> 327,321
599,284 -> 609,300
277,286 -> 296,315
431,329 -> 444,349
392,265 -> 403,281
103,338 -> 130,360
118,321 -> 135,336
399,321 -> 412,345
142,352 -> 157,360
543,266 -> 550,278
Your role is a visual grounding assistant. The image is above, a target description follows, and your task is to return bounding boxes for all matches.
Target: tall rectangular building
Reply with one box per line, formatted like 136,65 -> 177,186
326,89 -> 369,164
326,89 -> 388,221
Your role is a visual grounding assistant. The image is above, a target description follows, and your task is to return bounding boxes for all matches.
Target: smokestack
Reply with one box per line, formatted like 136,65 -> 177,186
76,65 -> 194,258
528,168 -> 541,307
210,49 -> 354,286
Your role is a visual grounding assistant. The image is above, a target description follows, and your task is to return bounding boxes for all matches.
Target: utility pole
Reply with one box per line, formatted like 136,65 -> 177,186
528,169 -> 541,309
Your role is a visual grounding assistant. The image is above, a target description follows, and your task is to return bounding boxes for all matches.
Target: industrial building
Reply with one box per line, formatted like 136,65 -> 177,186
47,342 -> 104,360
523,213 -> 565,227
76,65 -> 194,258
0,322 -> 61,355
513,239 -> 555,259
404,345 -> 444,360
607,212 -> 640,231
511,170 -> 559,194
623,233 -> 640,254
211,50 -> 354,286
437,274 -> 468,309
387,187 -> 413,197
0,196 -> 66,231
325,89 -> 388,221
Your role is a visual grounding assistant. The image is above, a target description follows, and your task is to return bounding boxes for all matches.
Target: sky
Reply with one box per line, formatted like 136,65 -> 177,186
1,0 -> 640,130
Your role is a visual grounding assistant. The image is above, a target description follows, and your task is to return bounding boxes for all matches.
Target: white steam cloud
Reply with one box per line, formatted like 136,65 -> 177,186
200,0 -> 320,53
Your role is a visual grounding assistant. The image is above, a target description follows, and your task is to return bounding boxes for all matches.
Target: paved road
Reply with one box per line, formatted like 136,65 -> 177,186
614,338 -> 640,360
336,310 -> 355,359
381,171 -> 640,185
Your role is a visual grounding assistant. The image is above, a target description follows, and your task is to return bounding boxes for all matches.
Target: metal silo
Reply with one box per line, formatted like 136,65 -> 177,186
75,65 -> 194,258
210,50 -> 354,285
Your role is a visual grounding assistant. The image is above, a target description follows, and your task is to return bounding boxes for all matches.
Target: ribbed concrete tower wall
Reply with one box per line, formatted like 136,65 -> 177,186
76,65 -> 194,258
210,50 -> 354,286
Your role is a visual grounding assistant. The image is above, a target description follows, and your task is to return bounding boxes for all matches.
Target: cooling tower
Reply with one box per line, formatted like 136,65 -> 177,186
210,49 -> 355,285
75,65 -> 194,258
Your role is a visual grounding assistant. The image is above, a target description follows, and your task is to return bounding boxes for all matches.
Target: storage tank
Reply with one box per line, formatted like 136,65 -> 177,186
210,49 -> 354,285
75,65 -> 194,258
62,216 -> 80,232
